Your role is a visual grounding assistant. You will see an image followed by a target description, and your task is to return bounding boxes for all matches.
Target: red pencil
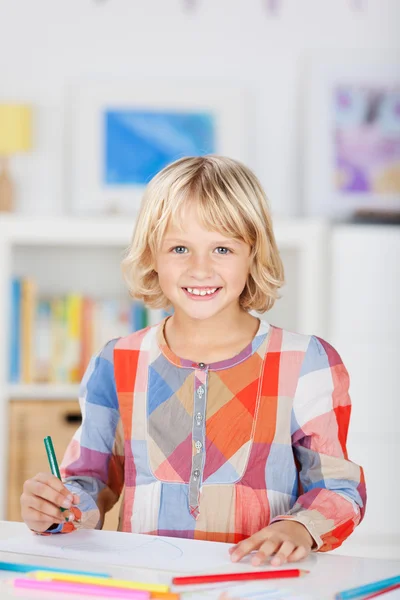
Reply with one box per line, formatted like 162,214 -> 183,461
361,583 -> 400,599
172,569 -> 309,586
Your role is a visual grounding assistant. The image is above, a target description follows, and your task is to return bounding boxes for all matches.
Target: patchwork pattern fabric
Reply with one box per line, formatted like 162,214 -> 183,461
57,318 -> 366,551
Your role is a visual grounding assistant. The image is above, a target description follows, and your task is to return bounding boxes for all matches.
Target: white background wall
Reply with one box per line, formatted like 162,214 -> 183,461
0,0 -> 399,554
0,0 -> 399,216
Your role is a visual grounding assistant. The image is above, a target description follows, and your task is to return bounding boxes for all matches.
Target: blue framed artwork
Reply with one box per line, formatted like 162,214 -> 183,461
72,83 -> 247,216
104,110 -> 215,185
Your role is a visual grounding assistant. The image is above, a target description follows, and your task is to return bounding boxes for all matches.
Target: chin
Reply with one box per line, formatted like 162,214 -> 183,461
182,307 -> 221,321
178,299 -> 232,322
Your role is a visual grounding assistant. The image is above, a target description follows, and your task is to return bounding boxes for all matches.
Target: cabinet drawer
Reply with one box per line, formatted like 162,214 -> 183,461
7,399 -> 120,531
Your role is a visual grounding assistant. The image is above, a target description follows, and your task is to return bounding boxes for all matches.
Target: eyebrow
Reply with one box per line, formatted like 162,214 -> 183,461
162,238 -> 243,246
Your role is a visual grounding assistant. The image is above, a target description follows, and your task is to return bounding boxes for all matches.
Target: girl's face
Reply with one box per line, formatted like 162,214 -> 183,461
155,203 -> 252,322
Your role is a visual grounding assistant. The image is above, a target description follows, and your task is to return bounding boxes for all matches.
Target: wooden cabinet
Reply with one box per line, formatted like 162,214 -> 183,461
7,400 -> 120,531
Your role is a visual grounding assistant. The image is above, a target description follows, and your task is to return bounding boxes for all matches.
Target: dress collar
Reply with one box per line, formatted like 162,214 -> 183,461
156,316 -> 270,370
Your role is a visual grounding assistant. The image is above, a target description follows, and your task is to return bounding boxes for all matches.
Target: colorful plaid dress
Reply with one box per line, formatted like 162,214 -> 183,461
55,318 -> 366,551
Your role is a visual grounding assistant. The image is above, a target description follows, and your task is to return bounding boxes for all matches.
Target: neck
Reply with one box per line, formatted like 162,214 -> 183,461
165,304 -> 257,353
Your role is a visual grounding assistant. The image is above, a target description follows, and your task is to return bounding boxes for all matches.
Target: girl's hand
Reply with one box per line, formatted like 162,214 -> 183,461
20,472 -> 79,533
229,521 -> 314,567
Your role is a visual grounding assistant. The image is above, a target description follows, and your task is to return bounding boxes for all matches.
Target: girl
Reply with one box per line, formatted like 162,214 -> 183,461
21,156 -> 366,567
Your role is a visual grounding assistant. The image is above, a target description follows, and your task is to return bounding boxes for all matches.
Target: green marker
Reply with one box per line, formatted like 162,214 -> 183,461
44,435 -> 67,514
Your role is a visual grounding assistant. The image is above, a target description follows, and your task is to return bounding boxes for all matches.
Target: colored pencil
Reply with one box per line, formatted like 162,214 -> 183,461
0,560 -> 109,577
13,578 -> 150,599
43,434 -> 66,512
335,575 -> 400,600
33,571 -> 169,593
360,583 -> 400,599
172,568 -> 309,586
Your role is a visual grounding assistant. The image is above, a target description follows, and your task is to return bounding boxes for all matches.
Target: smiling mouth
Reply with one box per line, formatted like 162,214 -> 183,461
182,287 -> 222,299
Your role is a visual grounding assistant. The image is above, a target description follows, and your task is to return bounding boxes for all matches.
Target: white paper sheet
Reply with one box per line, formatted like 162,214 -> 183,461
180,584 -> 312,600
1,529 -> 240,573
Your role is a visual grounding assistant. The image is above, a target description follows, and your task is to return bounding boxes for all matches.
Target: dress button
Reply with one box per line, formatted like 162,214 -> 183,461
195,412 -> 203,426
195,440 -> 202,453
198,362 -> 206,369
197,385 -> 204,398
193,469 -> 200,480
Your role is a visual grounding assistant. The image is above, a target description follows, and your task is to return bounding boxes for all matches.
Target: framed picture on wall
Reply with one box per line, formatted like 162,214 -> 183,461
69,82 -> 249,216
304,56 -> 400,219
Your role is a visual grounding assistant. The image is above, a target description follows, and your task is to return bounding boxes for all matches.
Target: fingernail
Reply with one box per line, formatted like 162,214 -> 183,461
62,499 -> 72,508
231,552 -> 239,562
67,494 -> 73,501
252,557 -> 261,566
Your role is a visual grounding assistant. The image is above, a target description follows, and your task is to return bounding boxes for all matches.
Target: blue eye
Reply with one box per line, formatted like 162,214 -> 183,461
215,247 -> 231,254
172,246 -> 187,254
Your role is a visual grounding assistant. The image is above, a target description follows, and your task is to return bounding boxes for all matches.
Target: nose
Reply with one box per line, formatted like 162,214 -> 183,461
187,254 -> 214,280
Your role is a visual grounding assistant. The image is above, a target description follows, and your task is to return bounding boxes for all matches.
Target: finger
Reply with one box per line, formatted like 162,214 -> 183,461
251,538 -> 281,566
23,507 -> 64,531
72,493 -> 80,505
21,502 -> 61,531
23,493 -> 67,522
287,545 -> 310,563
26,520 -> 58,533
24,478 -> 73,509
34,473 -> 74,500
230,531 -> 267,562
270,540 -> 296,567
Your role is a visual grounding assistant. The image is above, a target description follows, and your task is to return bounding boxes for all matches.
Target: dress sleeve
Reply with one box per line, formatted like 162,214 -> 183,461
270,336 -> 366,551
41,338 -> 125,535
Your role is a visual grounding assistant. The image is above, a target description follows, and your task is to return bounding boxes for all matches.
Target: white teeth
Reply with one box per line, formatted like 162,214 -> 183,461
186,287 -> 218,296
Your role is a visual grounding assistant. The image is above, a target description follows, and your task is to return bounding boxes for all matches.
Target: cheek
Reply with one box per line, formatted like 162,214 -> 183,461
156,258 -> 181,288
225,257 -> 251,281
234,261 -> 251,292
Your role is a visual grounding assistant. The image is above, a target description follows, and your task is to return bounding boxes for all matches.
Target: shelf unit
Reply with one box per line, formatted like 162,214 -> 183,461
7,384 -> 81,400
0,215 -> 329,520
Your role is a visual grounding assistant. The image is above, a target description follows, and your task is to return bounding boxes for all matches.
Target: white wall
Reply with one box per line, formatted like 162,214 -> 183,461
0,0 -> 399,216
1,0 -> 399,554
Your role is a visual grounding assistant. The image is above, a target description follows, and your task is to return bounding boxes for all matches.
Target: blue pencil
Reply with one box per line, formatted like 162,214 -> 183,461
335,575 -> 400,600
0,561 -> 110,578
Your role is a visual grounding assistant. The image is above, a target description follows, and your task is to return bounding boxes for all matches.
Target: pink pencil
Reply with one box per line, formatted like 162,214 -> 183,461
13,577 -> 150,599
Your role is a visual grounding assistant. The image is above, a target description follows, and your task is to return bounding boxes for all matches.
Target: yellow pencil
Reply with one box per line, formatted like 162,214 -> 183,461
32,571 -> 169,594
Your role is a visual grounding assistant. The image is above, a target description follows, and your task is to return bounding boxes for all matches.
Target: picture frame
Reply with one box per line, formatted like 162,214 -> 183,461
304,55 -> 400,218
70,82 -> 249,216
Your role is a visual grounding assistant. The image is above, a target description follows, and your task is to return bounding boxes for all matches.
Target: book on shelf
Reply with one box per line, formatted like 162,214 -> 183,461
21,278 -> 36,384
8,277 -> 168,385
9,278 -> 21,384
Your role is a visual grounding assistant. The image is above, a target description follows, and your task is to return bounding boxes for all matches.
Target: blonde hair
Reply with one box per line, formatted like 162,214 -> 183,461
122,155 -> 284,313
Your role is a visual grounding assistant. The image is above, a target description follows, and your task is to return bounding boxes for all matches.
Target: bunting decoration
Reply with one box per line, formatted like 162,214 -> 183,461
92,1 -> 367,14
263,0 -> 366,13
265,0 -> 280,14
183,0 -> 197,10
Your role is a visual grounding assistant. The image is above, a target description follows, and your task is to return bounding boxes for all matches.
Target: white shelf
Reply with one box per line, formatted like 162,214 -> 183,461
0,214 -> 330,520
8,384 -> 80,400
0,214 -> 328,248
0,215 -> 135,246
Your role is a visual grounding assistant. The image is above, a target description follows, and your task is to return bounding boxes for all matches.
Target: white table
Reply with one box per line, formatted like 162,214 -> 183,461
0,521 -> 399,600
